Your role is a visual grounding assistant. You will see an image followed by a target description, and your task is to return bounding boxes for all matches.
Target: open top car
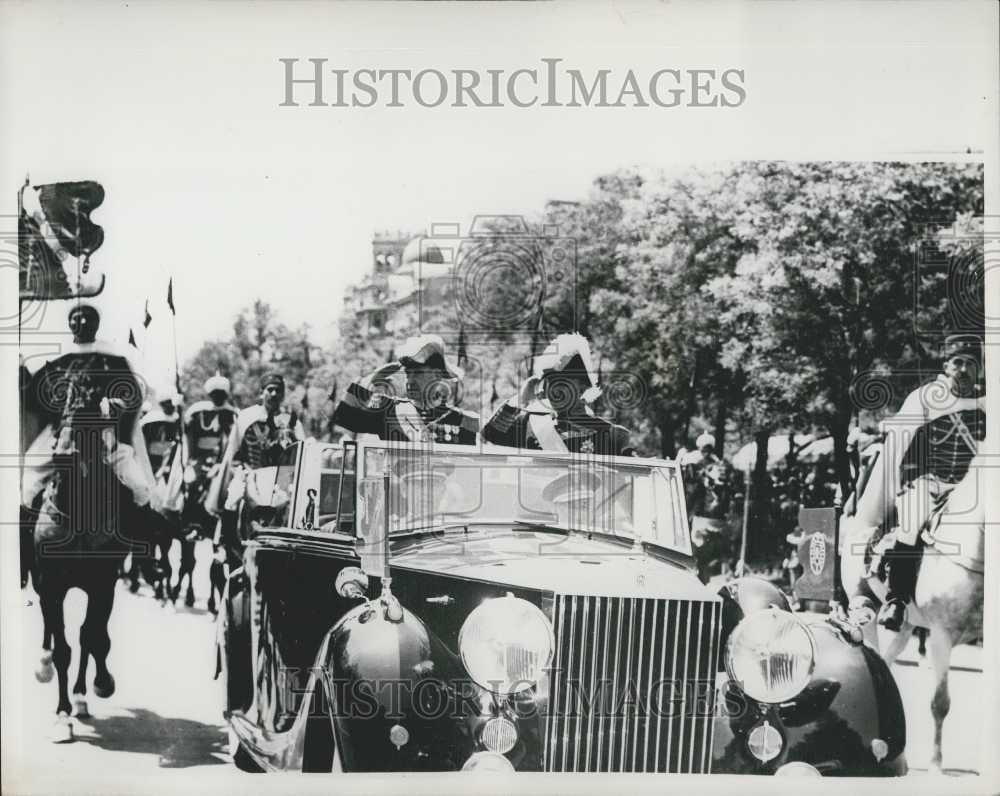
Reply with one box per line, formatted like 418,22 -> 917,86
216,439 -> 907,776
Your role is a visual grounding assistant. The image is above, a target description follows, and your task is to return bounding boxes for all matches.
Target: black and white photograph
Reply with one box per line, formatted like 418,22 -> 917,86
1,3 -> 998,795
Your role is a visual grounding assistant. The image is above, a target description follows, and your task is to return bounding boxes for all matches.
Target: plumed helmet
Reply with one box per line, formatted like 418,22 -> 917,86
204,371 -> 230,395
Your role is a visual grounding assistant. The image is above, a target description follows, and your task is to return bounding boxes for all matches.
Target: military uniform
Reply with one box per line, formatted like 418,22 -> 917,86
483,400 -> 630,456
879,336 -> 986,631
333,381 -> 479,445
22,340 -> 155,509
141,406 -> 182,476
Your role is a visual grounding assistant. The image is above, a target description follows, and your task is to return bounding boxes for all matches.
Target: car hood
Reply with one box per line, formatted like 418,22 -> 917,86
390,528 -> 714,601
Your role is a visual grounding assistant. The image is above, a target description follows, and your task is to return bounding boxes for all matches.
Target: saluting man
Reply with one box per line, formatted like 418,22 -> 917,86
878,334 -> 986,631
483,333 -> 632,456
332,334 -> 479,445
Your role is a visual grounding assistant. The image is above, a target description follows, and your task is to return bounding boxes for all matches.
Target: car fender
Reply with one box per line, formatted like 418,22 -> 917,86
320,600 -> 477,771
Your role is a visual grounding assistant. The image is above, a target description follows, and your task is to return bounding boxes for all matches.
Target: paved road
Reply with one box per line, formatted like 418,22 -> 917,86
4,542 -> 984,789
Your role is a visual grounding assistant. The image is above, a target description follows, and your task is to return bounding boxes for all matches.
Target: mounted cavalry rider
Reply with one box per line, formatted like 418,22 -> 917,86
180,373 -> 237,522
208,372 -> 305,568
878,334 -> 986,631
483,333 -> 632,456
140,394 -> 183,478
173,373 -> 237,609
22,301 -> 157,514
184,372 -> 237,478
332,334 -> 479,445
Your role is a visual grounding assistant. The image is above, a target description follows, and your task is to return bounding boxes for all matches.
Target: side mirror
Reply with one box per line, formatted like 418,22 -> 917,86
335,567 -> 369,600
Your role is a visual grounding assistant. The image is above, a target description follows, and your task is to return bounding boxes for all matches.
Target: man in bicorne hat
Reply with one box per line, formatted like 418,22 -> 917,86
878,334 -> 986,631
483,333 -> 632,455
332,334 -> 479,445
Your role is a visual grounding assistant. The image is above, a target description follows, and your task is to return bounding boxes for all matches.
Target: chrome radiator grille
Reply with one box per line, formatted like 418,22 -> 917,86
543,595 -> 722,773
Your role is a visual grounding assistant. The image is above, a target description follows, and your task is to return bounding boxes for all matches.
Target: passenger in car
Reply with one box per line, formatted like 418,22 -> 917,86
483,333 -> 632,456
331,334 -> 479,445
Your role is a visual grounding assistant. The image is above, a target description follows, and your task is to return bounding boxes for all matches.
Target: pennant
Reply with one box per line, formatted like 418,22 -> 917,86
490,378 -> 499,408
167,277 -> 175,315
328,380 -> 339,404
387,347 -> 396,364
128,329 -> 137,348
302,383 -> 310,412
175,371 -> 183,396
143,299 -> 152,328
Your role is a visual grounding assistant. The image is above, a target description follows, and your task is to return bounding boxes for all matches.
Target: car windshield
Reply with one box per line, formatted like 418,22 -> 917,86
306,442 -> 691,556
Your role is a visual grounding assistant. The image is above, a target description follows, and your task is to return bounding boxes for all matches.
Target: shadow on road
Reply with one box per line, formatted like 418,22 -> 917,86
77,708 -> 227,768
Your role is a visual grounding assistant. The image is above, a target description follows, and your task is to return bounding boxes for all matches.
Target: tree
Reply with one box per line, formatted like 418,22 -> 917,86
182,300 -> 332,434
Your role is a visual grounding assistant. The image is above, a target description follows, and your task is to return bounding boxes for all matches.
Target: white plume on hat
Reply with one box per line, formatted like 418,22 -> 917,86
533,333 -> 598,386
696,432 -> 716,450
397,334 -> 463,380
204,371 -> 231,395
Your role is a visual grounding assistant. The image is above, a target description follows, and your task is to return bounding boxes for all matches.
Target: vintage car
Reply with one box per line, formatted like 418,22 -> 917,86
215,439 -> 907,776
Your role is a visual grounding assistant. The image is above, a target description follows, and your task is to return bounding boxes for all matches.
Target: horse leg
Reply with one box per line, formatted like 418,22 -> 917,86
127,554 -> 141,593
927,627 -> 952,773
181,537 -> 197,607
39,580 -> 74,741
72,640 -> 92,719
877,618 -> 914,666
82,570 -> 118,699
208,555 -> 225,615
156,538 -> 172,602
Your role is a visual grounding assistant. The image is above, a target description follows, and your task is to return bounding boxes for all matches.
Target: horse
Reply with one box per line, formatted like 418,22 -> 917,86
21,353 -> 168,741
170,462 -> 219,610
840,444 -> 985,773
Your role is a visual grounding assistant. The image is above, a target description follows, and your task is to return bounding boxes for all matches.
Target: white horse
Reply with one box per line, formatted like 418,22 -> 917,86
840,445 -> 985,773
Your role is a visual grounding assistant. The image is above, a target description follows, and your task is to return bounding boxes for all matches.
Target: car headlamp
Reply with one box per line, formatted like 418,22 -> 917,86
725,608 -> 815,703
459,595 -> 554,694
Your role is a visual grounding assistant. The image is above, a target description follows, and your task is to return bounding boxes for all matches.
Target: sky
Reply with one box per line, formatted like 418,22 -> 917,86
2,1 -> 997,399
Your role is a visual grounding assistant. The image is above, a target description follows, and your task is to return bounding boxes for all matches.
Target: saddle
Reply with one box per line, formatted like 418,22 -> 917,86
864,488 -> 954,581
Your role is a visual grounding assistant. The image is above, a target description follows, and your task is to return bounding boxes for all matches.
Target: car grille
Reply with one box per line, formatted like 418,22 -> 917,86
543,595 -> 722,773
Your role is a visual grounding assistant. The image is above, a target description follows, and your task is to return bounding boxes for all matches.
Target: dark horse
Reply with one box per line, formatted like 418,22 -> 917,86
23,348 -> 167,739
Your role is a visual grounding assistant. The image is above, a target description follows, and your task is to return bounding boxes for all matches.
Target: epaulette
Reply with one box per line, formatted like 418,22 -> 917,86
486,402 -> 521,434
445,405 -> 481,433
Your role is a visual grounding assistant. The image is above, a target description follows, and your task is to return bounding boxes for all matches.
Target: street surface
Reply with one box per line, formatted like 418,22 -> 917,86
5,540 -> 984,789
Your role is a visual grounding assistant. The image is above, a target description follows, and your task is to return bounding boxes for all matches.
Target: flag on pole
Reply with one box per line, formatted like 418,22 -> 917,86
175,370 -> 183,396
167,277 -> 175,315
19,180 -> 105,299
143,299 -> 152,328
457,323 -> 468,367
128,329 -> 137,348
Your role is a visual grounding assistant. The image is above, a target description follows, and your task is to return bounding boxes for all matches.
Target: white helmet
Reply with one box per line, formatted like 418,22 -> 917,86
204,371 -> 231,395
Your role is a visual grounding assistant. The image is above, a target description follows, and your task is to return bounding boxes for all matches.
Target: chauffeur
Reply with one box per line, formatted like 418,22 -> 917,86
878,334 -> 986,631
483,333 -> 632,456
332,334 -> 479,445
